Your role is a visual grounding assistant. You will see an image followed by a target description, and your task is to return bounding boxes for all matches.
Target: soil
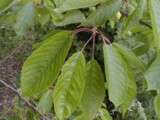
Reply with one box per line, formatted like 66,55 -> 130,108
0,44 -> 31,113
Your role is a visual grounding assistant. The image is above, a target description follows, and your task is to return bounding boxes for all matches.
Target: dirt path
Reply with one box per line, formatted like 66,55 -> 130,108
0,56 -> 21,111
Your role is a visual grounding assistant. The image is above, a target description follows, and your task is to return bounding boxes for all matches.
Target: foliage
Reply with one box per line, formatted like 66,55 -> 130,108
1,0 -> 160,120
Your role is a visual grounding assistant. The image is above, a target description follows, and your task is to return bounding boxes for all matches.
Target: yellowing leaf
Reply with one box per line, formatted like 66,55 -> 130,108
53,52 -> 86,120
21,31 -> 73,96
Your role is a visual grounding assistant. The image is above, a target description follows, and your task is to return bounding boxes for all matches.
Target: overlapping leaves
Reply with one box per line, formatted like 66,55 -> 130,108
53,52 -> 86,120
76,60 -> 105,120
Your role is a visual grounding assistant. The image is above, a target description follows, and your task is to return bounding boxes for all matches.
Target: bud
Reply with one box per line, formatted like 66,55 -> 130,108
116,11 -> 122,20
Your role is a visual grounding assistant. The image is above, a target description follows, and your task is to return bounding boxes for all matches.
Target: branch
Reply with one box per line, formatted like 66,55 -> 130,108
0,0 -> 19,16
0,80 -> 49,120
139,20 -> 152,29
81,35 -> 93,52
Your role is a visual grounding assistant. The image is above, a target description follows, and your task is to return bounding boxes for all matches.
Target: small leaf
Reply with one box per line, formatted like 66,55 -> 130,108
53,52 -> 86,120
99,108 -> 112,120
77,60 -> 105,120
21,31 -> 73,96
52,10 -> 85,26
56,0 -> 106,13
81,0 -> 122,27
14,1 -> 35,37
145,52 -> 160,91
149,0 -> 160,48
38,89 -> 53,113
154,95 -> 160,119
103,44 -> 137,113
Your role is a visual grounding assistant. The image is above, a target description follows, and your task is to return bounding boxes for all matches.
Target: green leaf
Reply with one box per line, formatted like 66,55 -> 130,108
145,52 -> 160,91
54,0 -> 65,7
53,52 -> 86,120
81,0 -> 122,27
21,31 -> 73,96
0,0 -> 12,12
99,108 -> 112,120
38,89 -> 53,113
149,0 -> 160,48
35,7 -> 50,25
77,60 -> 105,120
113,43 -> 145,71
154,95 -> 160,119
14,1 -> 35,37
52,10 -> 85,26
55,0 -> 106,13
103,44 -> 137,113
124,0 -> 146,31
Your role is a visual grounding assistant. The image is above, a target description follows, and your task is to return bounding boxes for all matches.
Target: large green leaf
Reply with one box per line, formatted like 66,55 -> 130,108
81,0 -> 122,27
154,95 -> 160,119
113,43 -> 145,71
55,0 -> 105,13
53,52 -> 86,120
21,31 -> 73,96
76,60 -> 105,120
149,0 -> 160,48
14,1 -> 35,37
98,108 -> 112,120
145,52 -> 160,91
38,89 -> 53,114
103,44 -> 137,113
52,10 -> 85,26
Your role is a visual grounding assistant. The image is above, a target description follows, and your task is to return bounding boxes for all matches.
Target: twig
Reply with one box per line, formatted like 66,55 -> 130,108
75,27 -> 112,52
0,42 -> 25,65
98,31 -> 111,44
139,20 -> 152,29
81,36 -> 93,52
91,28 -> 97,59
0,0 -> 19,16
0,80 -> 49,120
74,27 -> 93,34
